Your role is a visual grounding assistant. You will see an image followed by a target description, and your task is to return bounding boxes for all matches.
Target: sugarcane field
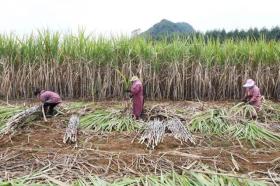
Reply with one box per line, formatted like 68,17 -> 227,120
1,5 -> 280,184
1,34 -> 280,186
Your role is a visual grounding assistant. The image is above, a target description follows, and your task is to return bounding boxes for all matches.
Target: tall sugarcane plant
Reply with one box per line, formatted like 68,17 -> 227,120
115,68 -> 131,92
1,31 -> 280,100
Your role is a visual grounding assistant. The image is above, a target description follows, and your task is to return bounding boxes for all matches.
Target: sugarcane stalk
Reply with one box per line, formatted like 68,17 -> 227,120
139,119 -> 165,149
41,104 -> 47,122
165,118 -> 195,144
4,105 -> 41,134
63,114 -> 79,144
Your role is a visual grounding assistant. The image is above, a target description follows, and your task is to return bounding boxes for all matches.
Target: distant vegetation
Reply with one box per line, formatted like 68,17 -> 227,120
141,19 -> 280,41
141,19 -> 195,39
200,27 -> 280,41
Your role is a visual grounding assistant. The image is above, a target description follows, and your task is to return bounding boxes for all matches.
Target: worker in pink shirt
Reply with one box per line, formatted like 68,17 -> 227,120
34,88 -> 62,116
242,79 -> 262,119
128,76 -> 144,120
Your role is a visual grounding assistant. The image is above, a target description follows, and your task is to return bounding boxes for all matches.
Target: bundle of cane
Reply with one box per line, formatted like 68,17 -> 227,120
4,105 -> 41,134
139,119 -> 165,149
63,114 -> 79,144
165,118 -> 195,144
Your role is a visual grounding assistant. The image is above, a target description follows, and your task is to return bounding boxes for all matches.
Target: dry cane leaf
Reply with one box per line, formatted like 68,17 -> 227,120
231,154 -> 239,171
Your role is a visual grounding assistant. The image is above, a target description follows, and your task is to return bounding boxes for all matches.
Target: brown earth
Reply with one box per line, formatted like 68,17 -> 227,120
0,101 -> 280,183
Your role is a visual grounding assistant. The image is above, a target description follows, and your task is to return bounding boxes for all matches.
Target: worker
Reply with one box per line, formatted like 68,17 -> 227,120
34,88 -> 62,116
128,76 -> 144,120
242,79 -> 262,119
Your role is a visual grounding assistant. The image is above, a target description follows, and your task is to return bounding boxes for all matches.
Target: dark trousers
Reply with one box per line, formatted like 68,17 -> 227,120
43,102 -> 59,115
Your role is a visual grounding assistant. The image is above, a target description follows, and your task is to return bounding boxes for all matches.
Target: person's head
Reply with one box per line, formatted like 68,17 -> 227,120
243,79 -> 255,89
33,88 -> 41,96
130,76 -> 139,82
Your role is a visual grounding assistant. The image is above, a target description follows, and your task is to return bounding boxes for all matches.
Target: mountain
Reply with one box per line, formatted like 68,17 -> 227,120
142,19 -> 195,39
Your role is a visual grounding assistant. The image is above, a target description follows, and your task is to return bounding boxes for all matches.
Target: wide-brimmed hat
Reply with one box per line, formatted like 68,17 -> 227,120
243,79 -> 255,88
130,76 -> 139,82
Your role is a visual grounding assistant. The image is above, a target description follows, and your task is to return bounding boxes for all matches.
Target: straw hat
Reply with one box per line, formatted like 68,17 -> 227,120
130,76 -> 139,82
243,79 -> 255,88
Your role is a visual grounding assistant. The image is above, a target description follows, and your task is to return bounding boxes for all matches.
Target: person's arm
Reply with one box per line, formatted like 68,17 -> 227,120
242,90 -> 249,102
249,89 -> 259,104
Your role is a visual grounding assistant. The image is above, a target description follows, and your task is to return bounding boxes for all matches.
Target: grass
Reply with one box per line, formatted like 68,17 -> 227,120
231,121 -> 280,147
190,103 -> 280,146
0,171 -> 268,186
229,102 -> 257,120
259,100 -> 280,122
190,109 -> 229,134
0,105 -> 24,130
80,109 -> 141,132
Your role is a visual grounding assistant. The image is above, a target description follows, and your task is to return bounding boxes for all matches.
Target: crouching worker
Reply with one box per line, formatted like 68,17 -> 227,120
127,76 -> 144,120
242,79 -> 262,119
34,88 -> 62,117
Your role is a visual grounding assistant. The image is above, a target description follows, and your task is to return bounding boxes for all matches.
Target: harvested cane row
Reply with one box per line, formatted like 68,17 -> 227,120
1,101 -> 280,147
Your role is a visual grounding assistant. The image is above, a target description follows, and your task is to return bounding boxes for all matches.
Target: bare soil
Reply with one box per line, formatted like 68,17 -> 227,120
0,101 -> 280,182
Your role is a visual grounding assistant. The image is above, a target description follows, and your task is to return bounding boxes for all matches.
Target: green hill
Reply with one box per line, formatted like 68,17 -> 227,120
142,19 -> 195,39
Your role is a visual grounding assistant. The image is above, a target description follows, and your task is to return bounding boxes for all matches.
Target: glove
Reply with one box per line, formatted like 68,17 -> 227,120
45,100 -> 53,104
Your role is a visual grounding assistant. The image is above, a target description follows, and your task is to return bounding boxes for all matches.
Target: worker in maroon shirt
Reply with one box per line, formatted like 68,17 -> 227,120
128,76 -> 144,120
34,88 -> 62,116
242,79 -> 262,119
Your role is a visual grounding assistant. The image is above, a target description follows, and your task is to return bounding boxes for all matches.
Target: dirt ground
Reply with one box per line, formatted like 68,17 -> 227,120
0,101 -> 280,183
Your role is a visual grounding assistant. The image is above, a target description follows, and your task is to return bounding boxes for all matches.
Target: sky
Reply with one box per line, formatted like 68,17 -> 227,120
0,0 -> 279,36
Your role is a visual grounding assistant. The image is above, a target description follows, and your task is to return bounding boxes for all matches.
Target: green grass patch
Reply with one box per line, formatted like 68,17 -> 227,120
0,171 -> 267,186
190,103 -> 280,146
0,105 -> 24,130
80,109 -> 140,132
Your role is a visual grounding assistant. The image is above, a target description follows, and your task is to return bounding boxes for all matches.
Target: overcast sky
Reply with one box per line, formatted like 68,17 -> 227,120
0,0 -> 279,36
